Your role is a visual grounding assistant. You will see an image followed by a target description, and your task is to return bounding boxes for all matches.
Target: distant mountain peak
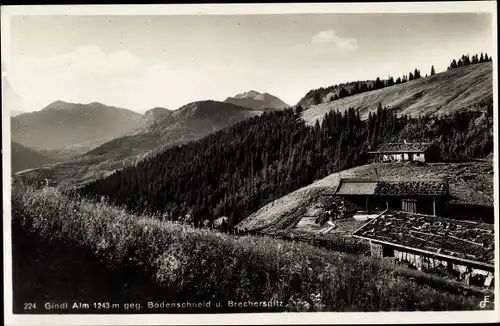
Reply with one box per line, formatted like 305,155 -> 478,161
233,90 -> 277,102
89,101 -> 106,106
224,90 -> 290,110
12,100 -> 142,149
44,100 -> 70,109
145,107 -> 169,114
42,100 -> 87,112
234,90 -> 263,99
41,100 -> 124,112
143,107 -> 171,119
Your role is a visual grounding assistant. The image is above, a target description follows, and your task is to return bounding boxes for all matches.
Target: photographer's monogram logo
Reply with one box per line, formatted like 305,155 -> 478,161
479,296 -> 490,309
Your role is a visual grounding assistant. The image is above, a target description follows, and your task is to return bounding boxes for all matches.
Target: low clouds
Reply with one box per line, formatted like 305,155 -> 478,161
8,44 -> 272,112
311,29 -> 359,52
34,45 -> 143,76
9,45 -> 146,111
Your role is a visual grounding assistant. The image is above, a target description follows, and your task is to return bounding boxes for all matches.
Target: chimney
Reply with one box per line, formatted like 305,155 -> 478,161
374,168 -> 379,180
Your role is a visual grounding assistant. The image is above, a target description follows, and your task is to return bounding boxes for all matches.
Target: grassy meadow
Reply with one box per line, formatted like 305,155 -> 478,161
11,185 -> 493,313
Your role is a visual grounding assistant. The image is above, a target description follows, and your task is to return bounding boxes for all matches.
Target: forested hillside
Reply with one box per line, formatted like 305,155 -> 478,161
79,104 -> 493,228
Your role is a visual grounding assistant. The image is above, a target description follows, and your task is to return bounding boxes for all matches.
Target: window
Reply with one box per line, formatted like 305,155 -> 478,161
382,245 -> 395,257
402,199 -> 417,213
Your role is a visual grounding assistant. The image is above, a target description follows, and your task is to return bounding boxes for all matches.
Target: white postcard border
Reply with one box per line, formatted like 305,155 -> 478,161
2,2 -> 499,325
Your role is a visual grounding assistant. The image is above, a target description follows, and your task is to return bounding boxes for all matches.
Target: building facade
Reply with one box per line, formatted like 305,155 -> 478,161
353,210 -> 495,288
333,178 -> 450,216
368,141 -> 441,163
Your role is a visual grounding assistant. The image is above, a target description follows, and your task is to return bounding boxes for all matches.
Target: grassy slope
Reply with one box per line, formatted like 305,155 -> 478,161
11,186 -> 492,312
301,63 -> 493,126
235,160 -> 493,232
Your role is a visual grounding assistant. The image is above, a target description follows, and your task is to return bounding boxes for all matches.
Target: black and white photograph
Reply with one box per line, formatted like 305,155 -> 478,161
2,2 -> 499,325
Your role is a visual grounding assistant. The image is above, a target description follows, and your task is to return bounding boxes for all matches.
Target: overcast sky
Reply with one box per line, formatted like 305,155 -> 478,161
6,13 -> 494,113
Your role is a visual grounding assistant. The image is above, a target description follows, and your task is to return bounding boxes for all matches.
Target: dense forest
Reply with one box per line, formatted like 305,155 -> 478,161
78,101 -> 493,229
448,52 -> 493,70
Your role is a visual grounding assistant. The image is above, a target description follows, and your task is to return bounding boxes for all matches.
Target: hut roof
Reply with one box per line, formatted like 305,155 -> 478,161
368,142 -> 434,154
352,210 -> 495,268
334,178 -> 449,196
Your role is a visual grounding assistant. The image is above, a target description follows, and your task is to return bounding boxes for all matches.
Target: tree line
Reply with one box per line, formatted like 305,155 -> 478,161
300,52 -> 492,107
78,102 -> 492,230
448,53 -> 492,70
307,67 -> 432,105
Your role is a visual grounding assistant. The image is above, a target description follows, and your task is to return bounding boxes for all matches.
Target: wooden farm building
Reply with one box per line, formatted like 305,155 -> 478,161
333,178 -> 450,216
353,210 -> 495,288
368,141 -> 441,163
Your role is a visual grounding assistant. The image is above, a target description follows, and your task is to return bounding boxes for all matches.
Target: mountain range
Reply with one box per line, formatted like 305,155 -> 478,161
10,90 -> 288,151
12,62 -> 493,189
11,101 -> 143,149
15,99 -> 267,186
86,100 -> 263,160
10,90 -> 289,183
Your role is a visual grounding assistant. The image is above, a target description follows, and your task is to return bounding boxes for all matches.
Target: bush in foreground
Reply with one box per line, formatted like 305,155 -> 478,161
11,185 -> 486,312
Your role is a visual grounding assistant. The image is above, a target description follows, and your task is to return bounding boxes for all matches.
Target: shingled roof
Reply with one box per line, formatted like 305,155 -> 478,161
352,210 -> 495,268
334,178 -> 449,196
334,179 -> 378,195
368,142 -> 434,154
375,180 -> 448,196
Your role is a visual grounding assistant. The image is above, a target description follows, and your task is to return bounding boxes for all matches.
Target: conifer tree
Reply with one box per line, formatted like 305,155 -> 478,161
464,54 -> 471,65
450,59 -> 457,69
386,76 -> 395,87
414,68 -> 421,79
313,93 -> 322,105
